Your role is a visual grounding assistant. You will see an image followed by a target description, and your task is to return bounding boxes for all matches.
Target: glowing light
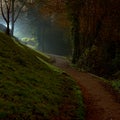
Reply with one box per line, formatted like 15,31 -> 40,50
0,19 -> 12,28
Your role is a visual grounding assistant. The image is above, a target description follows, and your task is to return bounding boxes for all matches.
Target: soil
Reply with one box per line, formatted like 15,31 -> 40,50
51,55 -> 120,120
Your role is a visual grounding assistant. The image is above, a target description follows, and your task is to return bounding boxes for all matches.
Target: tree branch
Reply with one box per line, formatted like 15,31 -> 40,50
14,0 -> 26,23
0,1 -> 7,22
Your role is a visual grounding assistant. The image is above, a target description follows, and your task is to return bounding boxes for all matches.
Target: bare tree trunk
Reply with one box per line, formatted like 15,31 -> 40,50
11,0 -> 26,35
6,1 -> 11,35
11,0 -> 15,36
1,0 -> 26,36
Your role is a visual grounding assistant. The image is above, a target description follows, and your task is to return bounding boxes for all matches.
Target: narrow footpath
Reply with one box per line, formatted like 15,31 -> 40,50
51,55 -> 120,120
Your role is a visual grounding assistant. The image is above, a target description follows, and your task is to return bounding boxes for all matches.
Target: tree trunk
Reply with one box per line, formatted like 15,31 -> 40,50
72,14 -> 80,64
6,6 -> 10,35
11,0 -> 15,36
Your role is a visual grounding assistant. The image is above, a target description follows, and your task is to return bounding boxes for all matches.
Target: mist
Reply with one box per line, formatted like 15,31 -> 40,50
0,6 -> 71,56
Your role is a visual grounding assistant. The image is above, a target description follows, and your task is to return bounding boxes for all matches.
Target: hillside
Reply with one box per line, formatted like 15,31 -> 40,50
0,32 -> 84,119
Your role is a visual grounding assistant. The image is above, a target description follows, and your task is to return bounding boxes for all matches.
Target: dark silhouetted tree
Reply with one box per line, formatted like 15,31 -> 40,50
0,0 -> 25,35
65,0 -> 85,63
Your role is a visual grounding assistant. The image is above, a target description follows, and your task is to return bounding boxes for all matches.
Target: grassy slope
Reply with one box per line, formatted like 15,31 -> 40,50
0,32 -> 84,119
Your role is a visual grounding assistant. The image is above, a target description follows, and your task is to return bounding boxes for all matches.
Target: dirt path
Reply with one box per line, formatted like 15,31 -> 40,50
51,55 -> 120,120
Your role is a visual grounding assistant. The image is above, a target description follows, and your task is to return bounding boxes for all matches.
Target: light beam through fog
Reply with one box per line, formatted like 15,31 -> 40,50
0,9 -> 72,56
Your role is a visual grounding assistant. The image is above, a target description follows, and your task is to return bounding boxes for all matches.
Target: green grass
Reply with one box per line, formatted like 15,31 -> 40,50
111,80 -> 120,92
0,32 -> 84,119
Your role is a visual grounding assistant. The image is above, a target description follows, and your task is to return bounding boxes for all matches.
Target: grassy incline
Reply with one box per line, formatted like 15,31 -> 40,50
0,32 -> 84,119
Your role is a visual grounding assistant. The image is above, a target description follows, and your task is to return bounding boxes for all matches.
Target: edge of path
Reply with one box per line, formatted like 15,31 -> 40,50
49,54 -> 120,120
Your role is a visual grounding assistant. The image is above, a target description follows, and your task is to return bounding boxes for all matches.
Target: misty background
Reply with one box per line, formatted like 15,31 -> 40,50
0,5 -> 71,56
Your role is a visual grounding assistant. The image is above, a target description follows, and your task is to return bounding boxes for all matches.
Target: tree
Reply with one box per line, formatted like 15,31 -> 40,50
0,0 -> 11,35
0,0 -> 26,35
65,0 -> 85,63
